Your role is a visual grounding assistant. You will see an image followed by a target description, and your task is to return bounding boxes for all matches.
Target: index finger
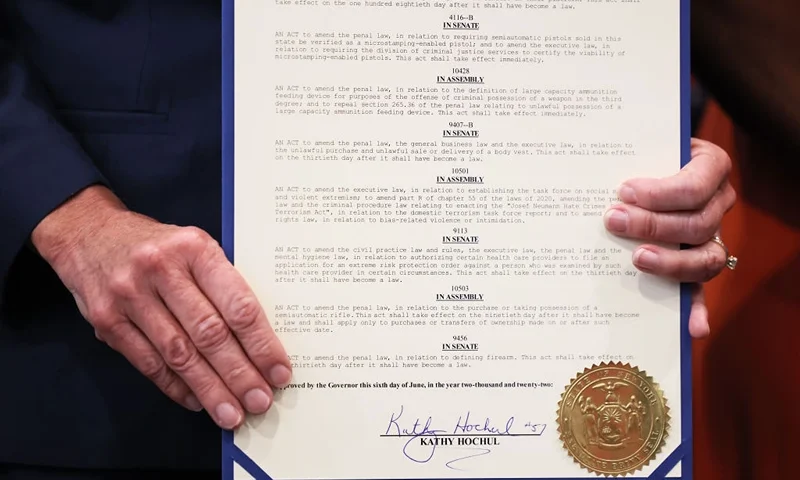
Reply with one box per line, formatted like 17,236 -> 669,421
188,234 -> 293,388
617,139 -> 731,212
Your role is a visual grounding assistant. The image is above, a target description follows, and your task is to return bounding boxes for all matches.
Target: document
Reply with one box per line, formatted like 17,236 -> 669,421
221,0 -> 691,478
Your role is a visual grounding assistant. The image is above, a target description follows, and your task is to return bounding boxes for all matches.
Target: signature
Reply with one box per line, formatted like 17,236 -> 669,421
384,405 -> 546,469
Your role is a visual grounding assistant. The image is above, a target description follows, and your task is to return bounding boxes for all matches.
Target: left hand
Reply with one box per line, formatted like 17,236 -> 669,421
603,138 -> 736,338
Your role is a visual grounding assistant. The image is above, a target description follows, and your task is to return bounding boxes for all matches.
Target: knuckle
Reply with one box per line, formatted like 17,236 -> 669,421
681,176 -> 708,205
691,141 -> 717,160
139,352 -> 169,381
174,226 -> 212,251
724,184 -> 737,210
102,318 -> 133,341
194,313 -> 232,351
157,374 -> 185,401
107,269 -> 138,298
130,243 -> 167,270
701,248 -> 726,282
85,302 -> 118,329
189,378 -> 218,400
250,334 -> 281,365
641,212 -> 660,239
184,225 -> 210,240
709,143 -> 733,172
711,204 -> 727,231
227,295 -> 261,330
166,227 -> 219,266
688,210 -> 718,242
163,334 -> 199,371
225,362 -> 252,386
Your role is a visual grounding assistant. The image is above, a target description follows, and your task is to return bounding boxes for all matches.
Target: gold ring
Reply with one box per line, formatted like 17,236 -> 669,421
710,235 -> 737,270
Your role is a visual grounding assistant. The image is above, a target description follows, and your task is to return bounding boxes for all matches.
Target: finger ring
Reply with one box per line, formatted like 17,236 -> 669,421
710,235 -> 738,270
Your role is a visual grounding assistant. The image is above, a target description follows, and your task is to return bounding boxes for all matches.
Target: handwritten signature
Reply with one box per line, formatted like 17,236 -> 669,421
384,405 -> 546,469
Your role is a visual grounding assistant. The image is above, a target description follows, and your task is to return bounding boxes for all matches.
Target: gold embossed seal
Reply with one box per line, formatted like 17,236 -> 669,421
556,362 -> 669,477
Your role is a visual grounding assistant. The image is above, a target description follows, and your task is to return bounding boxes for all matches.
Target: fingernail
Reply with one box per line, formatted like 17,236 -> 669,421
215,402 -> 242,429
184,395 -> 203,412
633,248 -> 659,270
243,389 -> 271,413
269,365 -> 292,388
604,208 -> 628,232
618,185 -> 637,204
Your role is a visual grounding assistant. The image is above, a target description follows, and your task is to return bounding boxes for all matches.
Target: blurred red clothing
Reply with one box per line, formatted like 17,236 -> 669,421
690,2 -> 800,475
692,101 -> 800,480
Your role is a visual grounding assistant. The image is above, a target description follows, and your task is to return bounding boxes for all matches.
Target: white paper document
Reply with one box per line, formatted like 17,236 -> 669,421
222,0 -> 691,478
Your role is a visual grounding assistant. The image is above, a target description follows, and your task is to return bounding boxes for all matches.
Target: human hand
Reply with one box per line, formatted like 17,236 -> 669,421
603,138 -> 737,338
31,186 -> 291,430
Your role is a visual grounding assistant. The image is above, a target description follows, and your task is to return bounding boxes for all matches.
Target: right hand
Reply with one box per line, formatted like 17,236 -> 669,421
31,186 -> 292,430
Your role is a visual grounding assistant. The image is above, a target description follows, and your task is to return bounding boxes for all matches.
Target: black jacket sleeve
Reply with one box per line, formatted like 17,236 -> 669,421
691,0 -> 800,164
0,31 -> 108,298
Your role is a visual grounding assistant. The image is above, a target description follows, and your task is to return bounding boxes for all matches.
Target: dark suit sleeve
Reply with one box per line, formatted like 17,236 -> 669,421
691,0 -> 800,161
0,39 -> 108,296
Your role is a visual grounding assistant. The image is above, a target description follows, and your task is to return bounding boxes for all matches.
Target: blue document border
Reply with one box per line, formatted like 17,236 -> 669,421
220,0 -> 693,477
